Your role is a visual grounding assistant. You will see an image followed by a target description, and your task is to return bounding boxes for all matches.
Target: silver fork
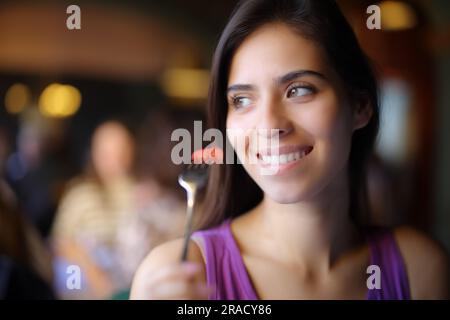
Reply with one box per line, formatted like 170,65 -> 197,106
178,163 -> 209,261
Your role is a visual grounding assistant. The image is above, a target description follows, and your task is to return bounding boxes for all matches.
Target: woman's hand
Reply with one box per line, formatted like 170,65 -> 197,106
131,262 -> 211,299
130,239 -> 212,300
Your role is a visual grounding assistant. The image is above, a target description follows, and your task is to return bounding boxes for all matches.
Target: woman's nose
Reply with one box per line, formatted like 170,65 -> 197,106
256,98 -> 293,138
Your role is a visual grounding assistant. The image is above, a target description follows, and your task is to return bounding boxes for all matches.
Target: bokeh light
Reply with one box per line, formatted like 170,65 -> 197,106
161,68 -> 210,101
4,83 -> 31,114
380,1 -> 418,31
38,83 -> 82,118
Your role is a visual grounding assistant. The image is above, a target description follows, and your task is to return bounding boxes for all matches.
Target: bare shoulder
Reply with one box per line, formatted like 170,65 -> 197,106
130,238 -> 205,299
393,226 -> 450,299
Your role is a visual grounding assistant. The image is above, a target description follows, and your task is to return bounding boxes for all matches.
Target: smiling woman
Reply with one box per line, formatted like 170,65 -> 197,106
130,0 -> 449,300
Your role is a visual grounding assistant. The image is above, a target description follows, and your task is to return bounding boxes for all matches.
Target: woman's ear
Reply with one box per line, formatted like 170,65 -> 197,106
353,98 -> 373,132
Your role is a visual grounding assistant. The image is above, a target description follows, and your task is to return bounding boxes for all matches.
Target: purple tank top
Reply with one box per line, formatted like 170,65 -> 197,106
191,219 -> 410,300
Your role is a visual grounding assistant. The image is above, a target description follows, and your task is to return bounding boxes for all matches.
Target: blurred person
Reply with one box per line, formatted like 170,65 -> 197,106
0,128 -> 15,208
0,128 -> 9,177
0,193 -> 55,299
131,0 -> 449,300
115,107 -> 203,295
51,120 -> 136,299
0,128 -> 54,299
5,110 -> 62,238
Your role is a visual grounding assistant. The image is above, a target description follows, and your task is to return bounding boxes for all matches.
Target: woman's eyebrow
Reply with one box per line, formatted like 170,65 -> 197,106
277,69 -> 326,84
227,84 -> 256,94
227,70 -> 326,94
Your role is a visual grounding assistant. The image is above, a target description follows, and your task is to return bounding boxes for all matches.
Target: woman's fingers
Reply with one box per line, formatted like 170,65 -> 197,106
150,281 -> 211,300
148,262 -> 201,287
140,262 -> 212,299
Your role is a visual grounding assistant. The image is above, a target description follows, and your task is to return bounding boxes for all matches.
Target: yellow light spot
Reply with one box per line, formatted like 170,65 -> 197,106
380,1 -> 418,31
39,83 -> 81,118
4,83 -> 31,114
161,68 -> 210,100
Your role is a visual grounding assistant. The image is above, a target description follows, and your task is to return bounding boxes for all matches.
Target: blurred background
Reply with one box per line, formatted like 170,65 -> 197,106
0,0 -> 449,299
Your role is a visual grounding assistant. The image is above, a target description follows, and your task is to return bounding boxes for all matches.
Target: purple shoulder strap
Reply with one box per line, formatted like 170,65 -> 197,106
192,220 -> 258,300
366,228 -> 411,300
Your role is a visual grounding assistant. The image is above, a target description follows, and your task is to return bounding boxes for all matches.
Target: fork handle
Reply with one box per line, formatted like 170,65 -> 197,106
181,188 -> 196,261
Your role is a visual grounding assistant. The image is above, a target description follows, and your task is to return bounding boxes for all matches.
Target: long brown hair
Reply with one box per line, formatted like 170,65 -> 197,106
198,0 -> 380,229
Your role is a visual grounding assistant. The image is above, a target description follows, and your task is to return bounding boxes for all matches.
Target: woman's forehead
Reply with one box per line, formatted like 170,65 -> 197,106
228,23 -> 329,85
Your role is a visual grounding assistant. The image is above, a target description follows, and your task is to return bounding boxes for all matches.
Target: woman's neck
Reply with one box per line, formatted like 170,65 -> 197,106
251,171 -> 360,277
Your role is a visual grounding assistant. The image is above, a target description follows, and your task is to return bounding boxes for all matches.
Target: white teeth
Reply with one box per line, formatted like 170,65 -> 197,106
279,154 -> 288,164
260,150 -> 310,165
287,153 -> 295,162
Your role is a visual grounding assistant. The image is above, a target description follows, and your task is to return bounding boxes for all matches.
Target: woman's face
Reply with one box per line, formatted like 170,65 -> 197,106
226,23 -> 370,204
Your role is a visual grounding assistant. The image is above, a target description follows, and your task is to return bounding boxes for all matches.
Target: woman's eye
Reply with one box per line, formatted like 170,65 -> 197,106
231,96 -> 252,109
286,86 -> 315,98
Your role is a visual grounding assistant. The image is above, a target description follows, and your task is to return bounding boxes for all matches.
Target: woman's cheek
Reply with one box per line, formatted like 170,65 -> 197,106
298,94 -> 343,138
318,107 -> 353,173
297,95 -> 353,171
226,115 -> 249,160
